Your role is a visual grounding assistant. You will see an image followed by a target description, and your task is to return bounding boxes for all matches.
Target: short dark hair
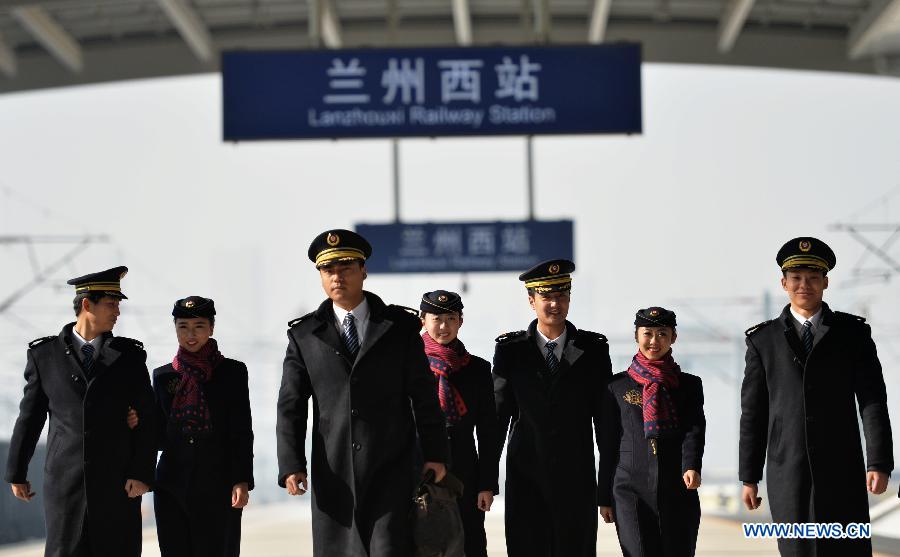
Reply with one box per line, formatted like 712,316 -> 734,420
173,316 -> 215,327
782,270 -> 827,278
527,288 -> 572,298
73,292 -> 106,316
419,310 -> 463,319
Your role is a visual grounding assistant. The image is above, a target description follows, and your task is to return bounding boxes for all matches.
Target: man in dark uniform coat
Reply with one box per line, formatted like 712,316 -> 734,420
493,259 -> 613,557
5,267 -> 157,557
276,229 -> 449,557
740,237 -> 893,557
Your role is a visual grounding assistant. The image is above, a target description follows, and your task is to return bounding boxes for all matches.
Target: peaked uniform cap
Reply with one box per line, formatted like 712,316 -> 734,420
519,259 -> 575,293
308,229 -> 373,269
67,266 -> 129,299
776,236 -> 836,273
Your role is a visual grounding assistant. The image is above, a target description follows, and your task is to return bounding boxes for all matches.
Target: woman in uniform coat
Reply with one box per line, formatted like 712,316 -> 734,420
419,290 -> 500,557
152,296 -> 254,556
598,307 -> 705,557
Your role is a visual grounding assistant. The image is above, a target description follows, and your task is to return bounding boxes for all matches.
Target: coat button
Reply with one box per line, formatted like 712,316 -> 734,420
188,437 -> 194,444
353,442 -> 362,451
351,409 -> 359,417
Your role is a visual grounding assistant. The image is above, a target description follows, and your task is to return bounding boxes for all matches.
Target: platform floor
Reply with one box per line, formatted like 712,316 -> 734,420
0,499 -> 791,557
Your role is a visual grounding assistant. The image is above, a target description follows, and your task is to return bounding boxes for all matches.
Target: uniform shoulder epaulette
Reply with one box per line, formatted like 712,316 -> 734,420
577,330 -> 608,344
112,336 -> 144,351
28,336 -> 55,349
288,311 -> 314,329
389,304 -> 419,318
833,311 -> 866,323
495,330 -> 527,344
745,320 -> 774,337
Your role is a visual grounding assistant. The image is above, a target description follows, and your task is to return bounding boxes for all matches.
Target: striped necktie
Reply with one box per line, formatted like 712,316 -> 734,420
81,343 -> 96,374
545,341 -> 560,374
342,313 -> 360,357
801,320 -> 814,358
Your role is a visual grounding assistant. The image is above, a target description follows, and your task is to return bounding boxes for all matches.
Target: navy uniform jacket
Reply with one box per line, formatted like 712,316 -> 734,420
444,355 -> 500,557
599,371 -> 705,557
276,292 -> 448,557
493,319 -> 612,557
4,324 -> 156,557
153,358 -> 254,504
739,303 -> 893,557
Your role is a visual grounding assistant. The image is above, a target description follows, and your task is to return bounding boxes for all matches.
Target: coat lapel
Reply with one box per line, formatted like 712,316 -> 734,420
59,325 -> 88,384
354,292 -> 391,367
311,298 -> 353,364
780,312 -> 806,365
91,333 -> 121,381
561,322 -> 584,368
814,303 -> 833,348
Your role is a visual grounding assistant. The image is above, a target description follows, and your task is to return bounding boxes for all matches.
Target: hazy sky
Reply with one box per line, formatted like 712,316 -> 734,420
1,63 -> 899,487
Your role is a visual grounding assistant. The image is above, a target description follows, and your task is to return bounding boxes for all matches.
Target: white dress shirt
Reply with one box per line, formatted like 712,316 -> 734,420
535,327 -> 566,363
333,298 -> 370,347
789,306 -> 823,339
71,327 -> 104,363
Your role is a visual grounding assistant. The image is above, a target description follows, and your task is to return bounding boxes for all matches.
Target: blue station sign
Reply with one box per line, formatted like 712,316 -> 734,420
222,44 -> 641,140
356,220 -> 574,274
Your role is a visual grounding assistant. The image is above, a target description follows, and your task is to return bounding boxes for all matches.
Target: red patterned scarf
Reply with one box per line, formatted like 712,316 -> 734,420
171,337 -> 223,436
627,350 -> 681,438
422,332 -> 470,423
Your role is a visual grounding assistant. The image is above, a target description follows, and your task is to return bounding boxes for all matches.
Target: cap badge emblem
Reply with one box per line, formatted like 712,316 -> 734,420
327,233 -> 340,247
549,264 -> 560,274
649,309 -> 659,317
438,294 -> 448,303
799,240 -> 812,252
185,300 -> 195,308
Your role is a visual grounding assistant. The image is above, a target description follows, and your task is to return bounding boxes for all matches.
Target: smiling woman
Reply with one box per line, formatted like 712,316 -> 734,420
151,296 -> 254,557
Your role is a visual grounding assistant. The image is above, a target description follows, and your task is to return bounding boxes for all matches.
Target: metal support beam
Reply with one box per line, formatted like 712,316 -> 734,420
321,0 -> 343,49
848,0 -> 900,59
532,0 -> 551,43
155,0 -> 215,62
452,0 -> 473,46
717,0 -> 756,53
0,33 -> 16,77
12,6 -> 83,73
588,0 -> 612,43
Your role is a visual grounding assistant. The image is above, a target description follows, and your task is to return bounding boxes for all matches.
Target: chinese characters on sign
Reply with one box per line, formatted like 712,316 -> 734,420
310,55 -> 551,130
223,45 -> 641,139
356,221 -> 574,273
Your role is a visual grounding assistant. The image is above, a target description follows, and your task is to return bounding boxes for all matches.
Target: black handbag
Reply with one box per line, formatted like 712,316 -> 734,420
410,469 -> 466,557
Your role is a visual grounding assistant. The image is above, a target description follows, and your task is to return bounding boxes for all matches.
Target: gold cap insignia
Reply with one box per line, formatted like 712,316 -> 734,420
327,233 -> 340,247
549,264 -> 560,274
184,300 -> 195,308
799,240 -> 811,252
438,294 -> 448,302
624,389 -> 642,406
649,309 -> 659,317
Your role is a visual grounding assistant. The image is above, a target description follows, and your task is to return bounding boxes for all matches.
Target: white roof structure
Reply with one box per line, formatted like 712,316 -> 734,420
1,0 -> 899,93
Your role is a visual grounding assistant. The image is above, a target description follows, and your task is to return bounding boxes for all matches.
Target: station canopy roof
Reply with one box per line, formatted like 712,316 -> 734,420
1,0 -> 899,94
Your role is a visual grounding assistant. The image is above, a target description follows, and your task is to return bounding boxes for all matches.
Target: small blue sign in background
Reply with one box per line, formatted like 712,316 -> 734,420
223,44 -> 641,140
356,220 -> 573,274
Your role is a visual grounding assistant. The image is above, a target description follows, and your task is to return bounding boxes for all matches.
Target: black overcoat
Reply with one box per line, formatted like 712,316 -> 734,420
276,292 -> 449,557
493,320 -> 612,557
739,303 -> 894,557
4,323 -> 157,557
598,371 -> 705,557
443,355 -> 500,557
153,357 -> 255,556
